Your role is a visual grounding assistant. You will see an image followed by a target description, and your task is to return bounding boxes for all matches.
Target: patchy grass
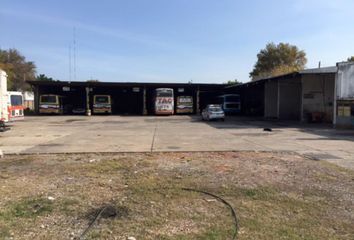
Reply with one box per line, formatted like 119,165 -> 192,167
0,197 -> 53,220
0,152 -> 353,240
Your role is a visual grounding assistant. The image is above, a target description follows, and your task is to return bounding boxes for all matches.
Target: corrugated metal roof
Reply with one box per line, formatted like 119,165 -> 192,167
300,66 -> 337,74
27,80 -> 225,88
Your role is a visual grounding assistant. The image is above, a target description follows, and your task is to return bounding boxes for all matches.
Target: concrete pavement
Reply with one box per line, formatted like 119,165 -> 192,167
1,115 -> 354,170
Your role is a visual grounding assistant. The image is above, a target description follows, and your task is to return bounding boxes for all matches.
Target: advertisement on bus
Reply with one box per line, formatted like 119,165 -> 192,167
176,96 -> 193,114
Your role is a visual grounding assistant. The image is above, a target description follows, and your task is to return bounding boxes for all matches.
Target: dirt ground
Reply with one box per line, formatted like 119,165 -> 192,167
0,152 -> 353,240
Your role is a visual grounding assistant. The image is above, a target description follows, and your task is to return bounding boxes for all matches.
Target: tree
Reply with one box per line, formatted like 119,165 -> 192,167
250,43 -> 307,81
36,74 -> 55,81
348,56 -> 354,62
224,79 -> 241,85
0,48 -> 36,90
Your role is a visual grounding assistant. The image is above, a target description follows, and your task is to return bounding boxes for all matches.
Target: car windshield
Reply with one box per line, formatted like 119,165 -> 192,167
209,106 -> 222,112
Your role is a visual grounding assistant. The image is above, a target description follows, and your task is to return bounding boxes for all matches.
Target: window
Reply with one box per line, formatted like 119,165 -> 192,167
209,106 -> 222,112
95,96 -> 109,103
10,95 -> 23,106
225,96 -> 240,102
225,103 -> 239,109
40,95 -> 57,104
157,91 -> 173,97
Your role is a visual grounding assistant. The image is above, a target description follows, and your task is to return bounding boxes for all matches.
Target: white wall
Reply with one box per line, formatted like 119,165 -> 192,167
301,74 -> 335,123
337,62 -> 354,100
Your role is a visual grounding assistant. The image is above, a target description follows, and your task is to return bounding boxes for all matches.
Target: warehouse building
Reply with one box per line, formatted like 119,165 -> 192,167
28,81 -> 225,115
226,66 -> 340,124
28,62 -> 354,128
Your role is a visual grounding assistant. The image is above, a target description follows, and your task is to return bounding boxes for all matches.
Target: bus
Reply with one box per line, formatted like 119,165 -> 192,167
8,91 -> 24,121
93,95 -> 112,114
154,88 -> 174,115
216,94 -> 241,114
39,94 -> 63,114
176,96 -> 193,114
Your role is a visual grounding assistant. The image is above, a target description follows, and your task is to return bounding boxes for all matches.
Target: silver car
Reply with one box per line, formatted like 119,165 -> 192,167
202,104 -> 225,121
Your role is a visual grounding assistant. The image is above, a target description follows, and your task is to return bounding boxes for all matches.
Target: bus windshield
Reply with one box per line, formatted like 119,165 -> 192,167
156,89 -> 173,97
95,96 -> 109,104
40,95 -> 58,104
225,96 -> 240,102
10,95 -> 23,106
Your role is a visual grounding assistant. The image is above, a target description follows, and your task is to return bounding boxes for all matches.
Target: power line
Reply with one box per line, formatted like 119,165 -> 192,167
73,27 -> 77,81
69,44 -> 72,81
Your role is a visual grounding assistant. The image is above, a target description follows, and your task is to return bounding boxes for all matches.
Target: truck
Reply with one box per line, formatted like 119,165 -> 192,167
0,70 -> 25,126
0,70 -> 9,125
7,91 -> 25,121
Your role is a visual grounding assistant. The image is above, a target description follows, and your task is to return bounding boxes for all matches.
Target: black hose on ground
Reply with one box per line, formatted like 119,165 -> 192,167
79,205 -> 107,240
78,188 -> 239,240
181,188 -> 239,240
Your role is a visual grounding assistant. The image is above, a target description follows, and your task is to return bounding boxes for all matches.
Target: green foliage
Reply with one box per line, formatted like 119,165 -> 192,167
36,74 -> 55,81
347,56 -> 354,62
224,79 -> 241,85
0,48 -> 36,91
250,42 -> 307,81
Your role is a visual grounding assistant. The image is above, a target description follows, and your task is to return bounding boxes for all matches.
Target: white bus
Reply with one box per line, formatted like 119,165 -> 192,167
154,88 -> 174,115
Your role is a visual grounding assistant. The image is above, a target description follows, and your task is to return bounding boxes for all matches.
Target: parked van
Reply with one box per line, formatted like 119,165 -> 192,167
93,95 -> 112,114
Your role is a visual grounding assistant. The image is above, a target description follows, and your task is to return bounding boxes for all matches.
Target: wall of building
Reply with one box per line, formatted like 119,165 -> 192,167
336,62 -> 354,128
337,62 -> 354,99
301,74 -> 335,123
278,78 -> 302,120
239,83 -> 264,116
264,81 -> 278,119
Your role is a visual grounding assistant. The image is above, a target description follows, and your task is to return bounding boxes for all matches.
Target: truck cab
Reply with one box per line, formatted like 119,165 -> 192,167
7,91 -> 24,121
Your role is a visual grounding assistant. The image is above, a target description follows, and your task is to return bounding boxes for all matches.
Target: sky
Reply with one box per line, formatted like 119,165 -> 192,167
1,0 -> 354,83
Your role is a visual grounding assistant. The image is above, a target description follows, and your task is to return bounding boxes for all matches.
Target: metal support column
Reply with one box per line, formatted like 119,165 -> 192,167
196,87 -> 200,114
143,87 -> 147,115
86,87 -> 91,116
34,86 -> 39,114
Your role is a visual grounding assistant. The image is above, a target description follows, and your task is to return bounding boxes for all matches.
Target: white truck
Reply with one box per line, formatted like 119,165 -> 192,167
0,69 -> 9,125
0,69 -> 9,131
